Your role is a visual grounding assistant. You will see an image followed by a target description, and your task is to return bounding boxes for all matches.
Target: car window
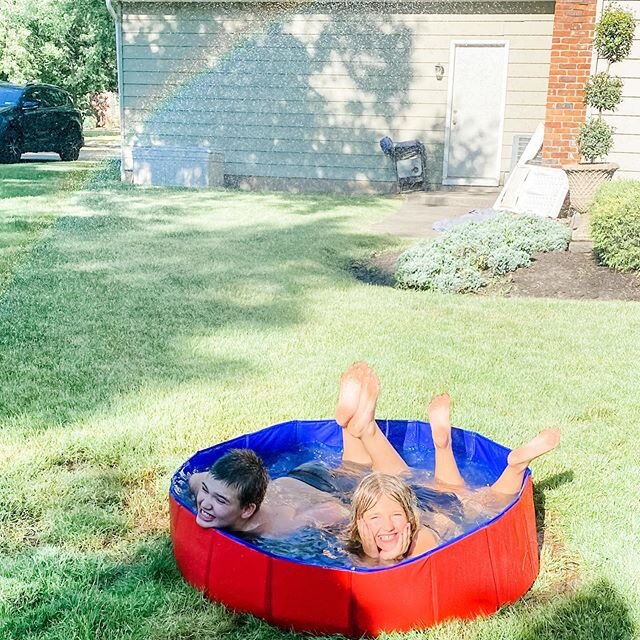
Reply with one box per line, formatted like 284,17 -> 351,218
51,88 -> 70,107
22,87 -> 46,106
0,86 -> 23,107
40,87 -> 61,107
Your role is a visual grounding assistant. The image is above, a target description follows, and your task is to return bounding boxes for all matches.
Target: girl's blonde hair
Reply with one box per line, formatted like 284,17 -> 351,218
345,472 -> 421,557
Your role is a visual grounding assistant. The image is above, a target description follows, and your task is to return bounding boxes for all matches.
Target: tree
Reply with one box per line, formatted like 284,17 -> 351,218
0,0 -> 116,112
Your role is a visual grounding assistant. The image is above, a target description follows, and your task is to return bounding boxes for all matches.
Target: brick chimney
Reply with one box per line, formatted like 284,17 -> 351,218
542,0 -> 598,165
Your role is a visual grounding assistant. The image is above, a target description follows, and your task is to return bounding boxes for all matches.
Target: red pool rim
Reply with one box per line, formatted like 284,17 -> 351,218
170,419 -> 540,636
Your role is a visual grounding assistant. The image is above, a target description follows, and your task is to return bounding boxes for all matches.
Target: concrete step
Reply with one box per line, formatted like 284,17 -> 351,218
417,192 -> 499,209
425,186 -> 502,194
571,212 -> 592,243
569,240 -> 593,253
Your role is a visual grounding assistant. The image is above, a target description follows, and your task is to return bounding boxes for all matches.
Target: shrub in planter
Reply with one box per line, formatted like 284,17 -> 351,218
590,180 -> 640,272
395,213 -> 571,293
579,5 -> 636,161
565,5 -> 636,213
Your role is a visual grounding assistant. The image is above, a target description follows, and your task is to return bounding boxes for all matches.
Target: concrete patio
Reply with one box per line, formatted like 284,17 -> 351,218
372,187 -> 501,240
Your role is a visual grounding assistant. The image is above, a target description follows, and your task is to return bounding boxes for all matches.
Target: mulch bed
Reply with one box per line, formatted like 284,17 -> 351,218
352,250 -> 640,301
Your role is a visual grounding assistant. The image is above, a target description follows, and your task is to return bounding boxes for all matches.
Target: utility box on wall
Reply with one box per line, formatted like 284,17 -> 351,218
380,137 -> 428,193
131,146 -> 224,188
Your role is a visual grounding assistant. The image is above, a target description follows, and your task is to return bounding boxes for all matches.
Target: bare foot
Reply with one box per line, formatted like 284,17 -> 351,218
335,362 -> 365,427
507,427 -> 561,471
346,365 -> 380,439
428,393 -> 452,449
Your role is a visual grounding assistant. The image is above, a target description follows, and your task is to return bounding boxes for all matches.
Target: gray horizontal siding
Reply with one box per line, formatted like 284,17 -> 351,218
221,164 -> 393,181
123,114 -> 546,140
124,135 -> 384,155
121,1 -> 553,191
121,48 -> 551,67
122,76 -> 551,97
123,89 -> 452,105
120,63 -> 549,84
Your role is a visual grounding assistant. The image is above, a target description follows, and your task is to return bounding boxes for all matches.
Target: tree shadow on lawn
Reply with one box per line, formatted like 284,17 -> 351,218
0,184 -> 397,431
0,162 -> 95,199
0,214 -> 54,293
515,578 -> 636,640
531,470 -> 578,601
1,537 -> 634,640
533,470 -> 575,548
0,538 -> 249,640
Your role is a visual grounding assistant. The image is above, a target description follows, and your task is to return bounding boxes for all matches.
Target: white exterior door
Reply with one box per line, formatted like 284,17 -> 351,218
442,41 -> 509,186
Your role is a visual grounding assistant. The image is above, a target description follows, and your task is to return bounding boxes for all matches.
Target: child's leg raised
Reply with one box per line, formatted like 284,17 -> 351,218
491,427 -> 561,496
346,364 -> 408,475
428,394 -> 465,488
336,362 -> 373,467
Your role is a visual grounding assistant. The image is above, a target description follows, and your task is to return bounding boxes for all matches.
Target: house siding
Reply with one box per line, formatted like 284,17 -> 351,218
596,0 -> 640,180
120,1 -> 554,192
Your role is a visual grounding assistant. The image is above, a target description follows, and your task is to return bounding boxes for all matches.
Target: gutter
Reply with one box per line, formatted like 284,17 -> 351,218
105,0 -> 126,180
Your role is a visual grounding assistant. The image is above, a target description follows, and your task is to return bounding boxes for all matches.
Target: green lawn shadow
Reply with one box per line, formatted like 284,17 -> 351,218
515,578 -> 635,640
0,177 -> 398,431
2,538 -> 634,640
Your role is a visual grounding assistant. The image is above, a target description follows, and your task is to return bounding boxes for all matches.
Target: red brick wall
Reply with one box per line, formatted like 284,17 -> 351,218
542,0 -> 598,165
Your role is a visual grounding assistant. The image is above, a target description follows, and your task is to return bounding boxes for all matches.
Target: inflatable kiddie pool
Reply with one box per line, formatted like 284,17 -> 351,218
170,419 -> 539,637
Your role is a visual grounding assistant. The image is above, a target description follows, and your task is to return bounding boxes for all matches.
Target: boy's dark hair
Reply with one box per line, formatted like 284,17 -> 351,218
209,449 -> 269,509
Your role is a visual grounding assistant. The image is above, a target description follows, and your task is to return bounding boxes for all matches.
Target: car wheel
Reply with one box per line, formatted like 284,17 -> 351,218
59,128 -> 82,161
0,128 -> 22,164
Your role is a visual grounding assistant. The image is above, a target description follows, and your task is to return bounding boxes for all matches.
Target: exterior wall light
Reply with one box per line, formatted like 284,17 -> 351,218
435,64 -> 445,81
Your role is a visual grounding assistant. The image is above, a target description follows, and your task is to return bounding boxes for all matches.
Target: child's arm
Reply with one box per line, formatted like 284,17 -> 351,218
188,472 -> 208,496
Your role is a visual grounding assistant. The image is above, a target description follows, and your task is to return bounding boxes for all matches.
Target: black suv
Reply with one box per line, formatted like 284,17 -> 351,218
0,82 -> 84,163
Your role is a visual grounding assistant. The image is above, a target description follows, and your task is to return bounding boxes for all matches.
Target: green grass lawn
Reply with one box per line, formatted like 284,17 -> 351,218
1,160 -> 639,640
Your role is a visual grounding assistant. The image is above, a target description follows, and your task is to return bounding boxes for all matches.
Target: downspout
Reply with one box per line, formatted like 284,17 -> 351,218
105,0 -> 126,181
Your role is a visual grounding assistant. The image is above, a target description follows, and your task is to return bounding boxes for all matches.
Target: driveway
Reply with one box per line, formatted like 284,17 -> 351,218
19,128 -> 120,163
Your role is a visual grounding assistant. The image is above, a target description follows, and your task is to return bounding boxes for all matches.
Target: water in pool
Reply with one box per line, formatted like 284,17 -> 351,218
172,441 -> 510,570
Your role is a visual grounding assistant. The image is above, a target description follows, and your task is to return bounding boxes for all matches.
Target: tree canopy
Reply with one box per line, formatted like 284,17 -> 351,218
0,0 -> 116,110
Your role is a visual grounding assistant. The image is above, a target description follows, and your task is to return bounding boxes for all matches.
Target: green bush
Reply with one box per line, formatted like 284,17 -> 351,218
594,6 -> 636,63
577,118 -> 616,163
590,180 -> 640,272
395,213 -> 571,293
577,5 -> 636,163
584,73 -> 623,112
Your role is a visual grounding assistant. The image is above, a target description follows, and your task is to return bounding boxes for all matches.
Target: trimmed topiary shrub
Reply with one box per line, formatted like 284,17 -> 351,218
576,5 -> 636,163
590,180 -> 640,272
594,5 -> 637,63
395,213 -> 571,293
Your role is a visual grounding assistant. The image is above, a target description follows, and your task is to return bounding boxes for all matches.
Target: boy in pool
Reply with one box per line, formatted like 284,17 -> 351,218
188,448 -> 351,537
187,361 -> 407,537
189,362 -> 559,545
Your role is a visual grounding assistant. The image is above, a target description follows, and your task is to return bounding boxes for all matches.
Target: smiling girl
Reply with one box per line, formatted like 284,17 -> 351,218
339,365 -> 560,566
346,473 -> 439,564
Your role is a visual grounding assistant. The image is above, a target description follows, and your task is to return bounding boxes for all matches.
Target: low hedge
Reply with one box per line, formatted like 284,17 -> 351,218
590,180 -> 640,272
395,212 -> 570,293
